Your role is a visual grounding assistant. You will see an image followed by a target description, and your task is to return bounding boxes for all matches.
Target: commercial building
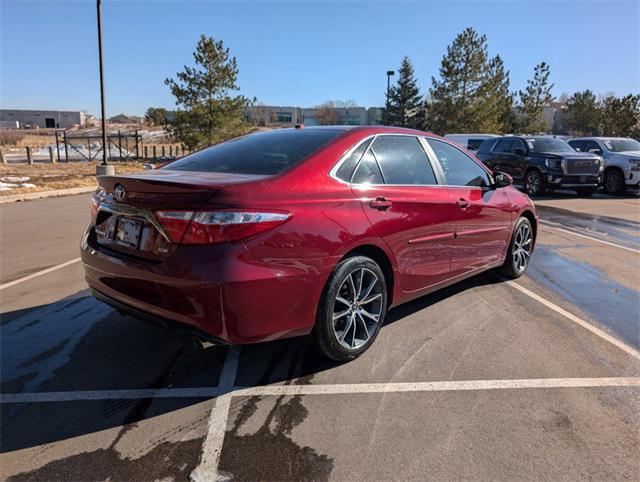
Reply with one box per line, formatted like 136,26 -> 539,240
0,109 -> 87,129
246,105 -> 383,127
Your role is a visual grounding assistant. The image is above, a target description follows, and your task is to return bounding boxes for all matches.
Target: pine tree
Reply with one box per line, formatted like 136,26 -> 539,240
427,28 -> 512,134
387,56 -> 423,128
565,90 -> 599,135
599,94 -> 640,137
517,62 -> 554,134
165,35 -> 253,150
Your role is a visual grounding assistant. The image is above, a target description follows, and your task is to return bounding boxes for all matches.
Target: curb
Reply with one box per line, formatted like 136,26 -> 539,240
0,186 -> 96,204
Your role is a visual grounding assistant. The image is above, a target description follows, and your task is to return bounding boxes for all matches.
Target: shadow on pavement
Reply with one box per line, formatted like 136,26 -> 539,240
1,272 -> 501,455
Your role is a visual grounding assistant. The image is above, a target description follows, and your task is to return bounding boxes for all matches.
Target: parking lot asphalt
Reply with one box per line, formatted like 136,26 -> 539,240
1,191 -> 639,480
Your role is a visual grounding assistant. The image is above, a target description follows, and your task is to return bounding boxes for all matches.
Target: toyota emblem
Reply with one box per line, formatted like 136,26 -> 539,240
114,185 -> 126,202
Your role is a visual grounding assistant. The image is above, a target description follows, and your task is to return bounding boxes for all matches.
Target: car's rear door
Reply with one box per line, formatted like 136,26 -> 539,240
424,138 -> 513,277
485,139 -> 515,176
348,134 -> 456,294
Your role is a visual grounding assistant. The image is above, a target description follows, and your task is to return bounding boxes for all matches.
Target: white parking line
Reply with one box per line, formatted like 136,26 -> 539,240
0,257 -> 82,290
540,221 -> 640,254
3,377 -> 638,405
0,387 -> 221,403
504,279 -> 640,360
191,345 -> 241,482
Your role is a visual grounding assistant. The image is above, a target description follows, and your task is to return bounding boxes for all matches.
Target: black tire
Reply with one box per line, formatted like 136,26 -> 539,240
603,169 -> 627,196
311,256 -> 388,362
498,217 -> 534,279
524,169 -> 545,197
575,187 -> 597,197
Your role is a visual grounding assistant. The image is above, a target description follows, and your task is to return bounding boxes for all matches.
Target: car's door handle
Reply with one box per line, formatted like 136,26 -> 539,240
456,198 -> 470,209
369,197 -> 392,211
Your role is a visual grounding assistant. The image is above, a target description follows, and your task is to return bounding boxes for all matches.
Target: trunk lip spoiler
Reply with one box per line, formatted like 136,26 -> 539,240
98,202 -> 172,244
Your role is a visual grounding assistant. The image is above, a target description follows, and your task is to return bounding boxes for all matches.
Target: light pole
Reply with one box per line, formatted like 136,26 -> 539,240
385,70 -> 394,125
96,0 -> 114,175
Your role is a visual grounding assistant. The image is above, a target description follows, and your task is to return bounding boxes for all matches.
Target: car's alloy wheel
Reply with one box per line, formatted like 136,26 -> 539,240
498,217 -> 534,279
512,221 -> 533,274
603,170 -> 626,196
331,267 -> 383,350
524,170 -> 543,196
312,256 -> 387,361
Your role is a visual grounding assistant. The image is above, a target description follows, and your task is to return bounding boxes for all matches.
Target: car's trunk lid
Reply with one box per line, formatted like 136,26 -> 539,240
93,170 -> 270,259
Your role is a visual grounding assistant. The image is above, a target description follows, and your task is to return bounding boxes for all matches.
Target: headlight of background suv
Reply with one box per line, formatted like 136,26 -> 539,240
597,156 -> 604,172
545,158 -> 561,169
629,159 -> 640,171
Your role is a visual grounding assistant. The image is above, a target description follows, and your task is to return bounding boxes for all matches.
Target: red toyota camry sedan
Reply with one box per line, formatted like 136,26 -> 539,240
82,126 -> 537,361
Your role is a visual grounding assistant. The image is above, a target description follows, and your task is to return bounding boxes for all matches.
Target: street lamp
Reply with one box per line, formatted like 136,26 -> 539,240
96,0 -> 114,176
385,70 -> 395,125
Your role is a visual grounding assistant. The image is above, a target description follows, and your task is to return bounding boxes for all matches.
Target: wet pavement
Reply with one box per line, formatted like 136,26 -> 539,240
1,193 -> 639,480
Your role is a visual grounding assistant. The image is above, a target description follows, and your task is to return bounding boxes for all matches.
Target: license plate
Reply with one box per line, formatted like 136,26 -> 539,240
115,217 -> 142,248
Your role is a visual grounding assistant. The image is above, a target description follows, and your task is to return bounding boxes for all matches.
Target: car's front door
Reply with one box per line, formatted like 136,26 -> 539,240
350,135 -> 456,294
424,138 -> 513,277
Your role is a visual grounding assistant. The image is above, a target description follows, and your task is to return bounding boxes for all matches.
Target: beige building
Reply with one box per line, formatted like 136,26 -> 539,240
0,109 -> 86,129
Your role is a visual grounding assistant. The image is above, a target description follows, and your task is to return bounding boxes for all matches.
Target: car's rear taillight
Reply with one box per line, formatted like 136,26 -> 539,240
90,190 -> 103,223
154,210 -> 291,244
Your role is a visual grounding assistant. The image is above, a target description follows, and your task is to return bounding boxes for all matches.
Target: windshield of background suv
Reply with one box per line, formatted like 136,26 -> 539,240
603,139 -> 640,152
165,129 -> 344,175
526,138 -> 575,153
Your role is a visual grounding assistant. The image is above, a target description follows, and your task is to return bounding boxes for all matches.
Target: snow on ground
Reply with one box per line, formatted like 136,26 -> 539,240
0,176 -> 36,191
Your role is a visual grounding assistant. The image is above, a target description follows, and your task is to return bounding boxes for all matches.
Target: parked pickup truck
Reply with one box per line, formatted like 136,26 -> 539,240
568,137 -> 640,195
476,136 -> 603,196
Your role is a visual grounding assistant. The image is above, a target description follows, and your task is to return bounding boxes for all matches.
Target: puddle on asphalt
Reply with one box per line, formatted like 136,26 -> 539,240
7,437 -> 204,481
527,244 -> 640,349
219,337 -> 334,480
537,205 -> 640,247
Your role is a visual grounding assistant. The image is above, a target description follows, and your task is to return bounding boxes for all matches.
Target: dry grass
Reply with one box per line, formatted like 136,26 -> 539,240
0,161 -> 146,196
0,131 -> 27,146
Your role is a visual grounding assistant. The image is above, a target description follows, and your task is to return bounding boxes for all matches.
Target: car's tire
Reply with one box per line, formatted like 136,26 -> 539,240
524,169 -> 545,197
498,217 -> 534,279
603,169 -> 627,196
312,256 -> 388,362
575,187 -> 598,197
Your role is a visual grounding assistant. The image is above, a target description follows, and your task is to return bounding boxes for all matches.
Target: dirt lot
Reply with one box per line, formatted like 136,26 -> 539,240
0,162 -> 146,196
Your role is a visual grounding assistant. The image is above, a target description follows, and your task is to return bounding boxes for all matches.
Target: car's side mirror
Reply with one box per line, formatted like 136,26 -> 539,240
513,148 -> 525,157
588,148 -> 602,155
493,172 -> 513,189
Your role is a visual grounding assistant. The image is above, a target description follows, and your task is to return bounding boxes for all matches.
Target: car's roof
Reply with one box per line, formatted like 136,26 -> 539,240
444,133 -> 499,138
569,136 -> 629,141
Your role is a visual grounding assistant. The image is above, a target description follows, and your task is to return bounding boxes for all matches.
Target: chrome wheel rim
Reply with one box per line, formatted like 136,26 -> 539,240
526,172 -> 540,195
513,223 -> 533,273
332,268 -> 383,350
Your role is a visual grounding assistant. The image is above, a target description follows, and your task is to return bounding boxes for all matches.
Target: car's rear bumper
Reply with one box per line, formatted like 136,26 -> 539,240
81,225 -> 335,344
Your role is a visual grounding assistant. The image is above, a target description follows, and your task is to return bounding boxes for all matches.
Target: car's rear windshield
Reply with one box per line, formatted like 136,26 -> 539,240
165,129 -> 343,175
526,138 -> 574,153
165,129 -> 344,175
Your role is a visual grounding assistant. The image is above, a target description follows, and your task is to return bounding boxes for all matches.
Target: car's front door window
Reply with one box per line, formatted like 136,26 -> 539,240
425,139 -> 491,187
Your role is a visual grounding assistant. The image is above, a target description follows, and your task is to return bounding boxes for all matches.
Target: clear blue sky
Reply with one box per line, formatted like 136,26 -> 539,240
1,0 -> 638,116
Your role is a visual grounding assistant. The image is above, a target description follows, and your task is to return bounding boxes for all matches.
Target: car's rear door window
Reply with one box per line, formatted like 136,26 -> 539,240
370,135 -> 437,185
492,139 -> 513,153
425,138 -> 491,187
165,129 -> 344,175
352,149 -> 384,184
335,138 -> 373,182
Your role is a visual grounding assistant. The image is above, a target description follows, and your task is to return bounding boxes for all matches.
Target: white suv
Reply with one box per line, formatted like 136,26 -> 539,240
568,137 -> 640,195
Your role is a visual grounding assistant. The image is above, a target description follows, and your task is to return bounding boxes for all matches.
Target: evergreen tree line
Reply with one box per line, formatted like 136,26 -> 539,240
161,30 -> 639,151
384,27 -> 639,138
